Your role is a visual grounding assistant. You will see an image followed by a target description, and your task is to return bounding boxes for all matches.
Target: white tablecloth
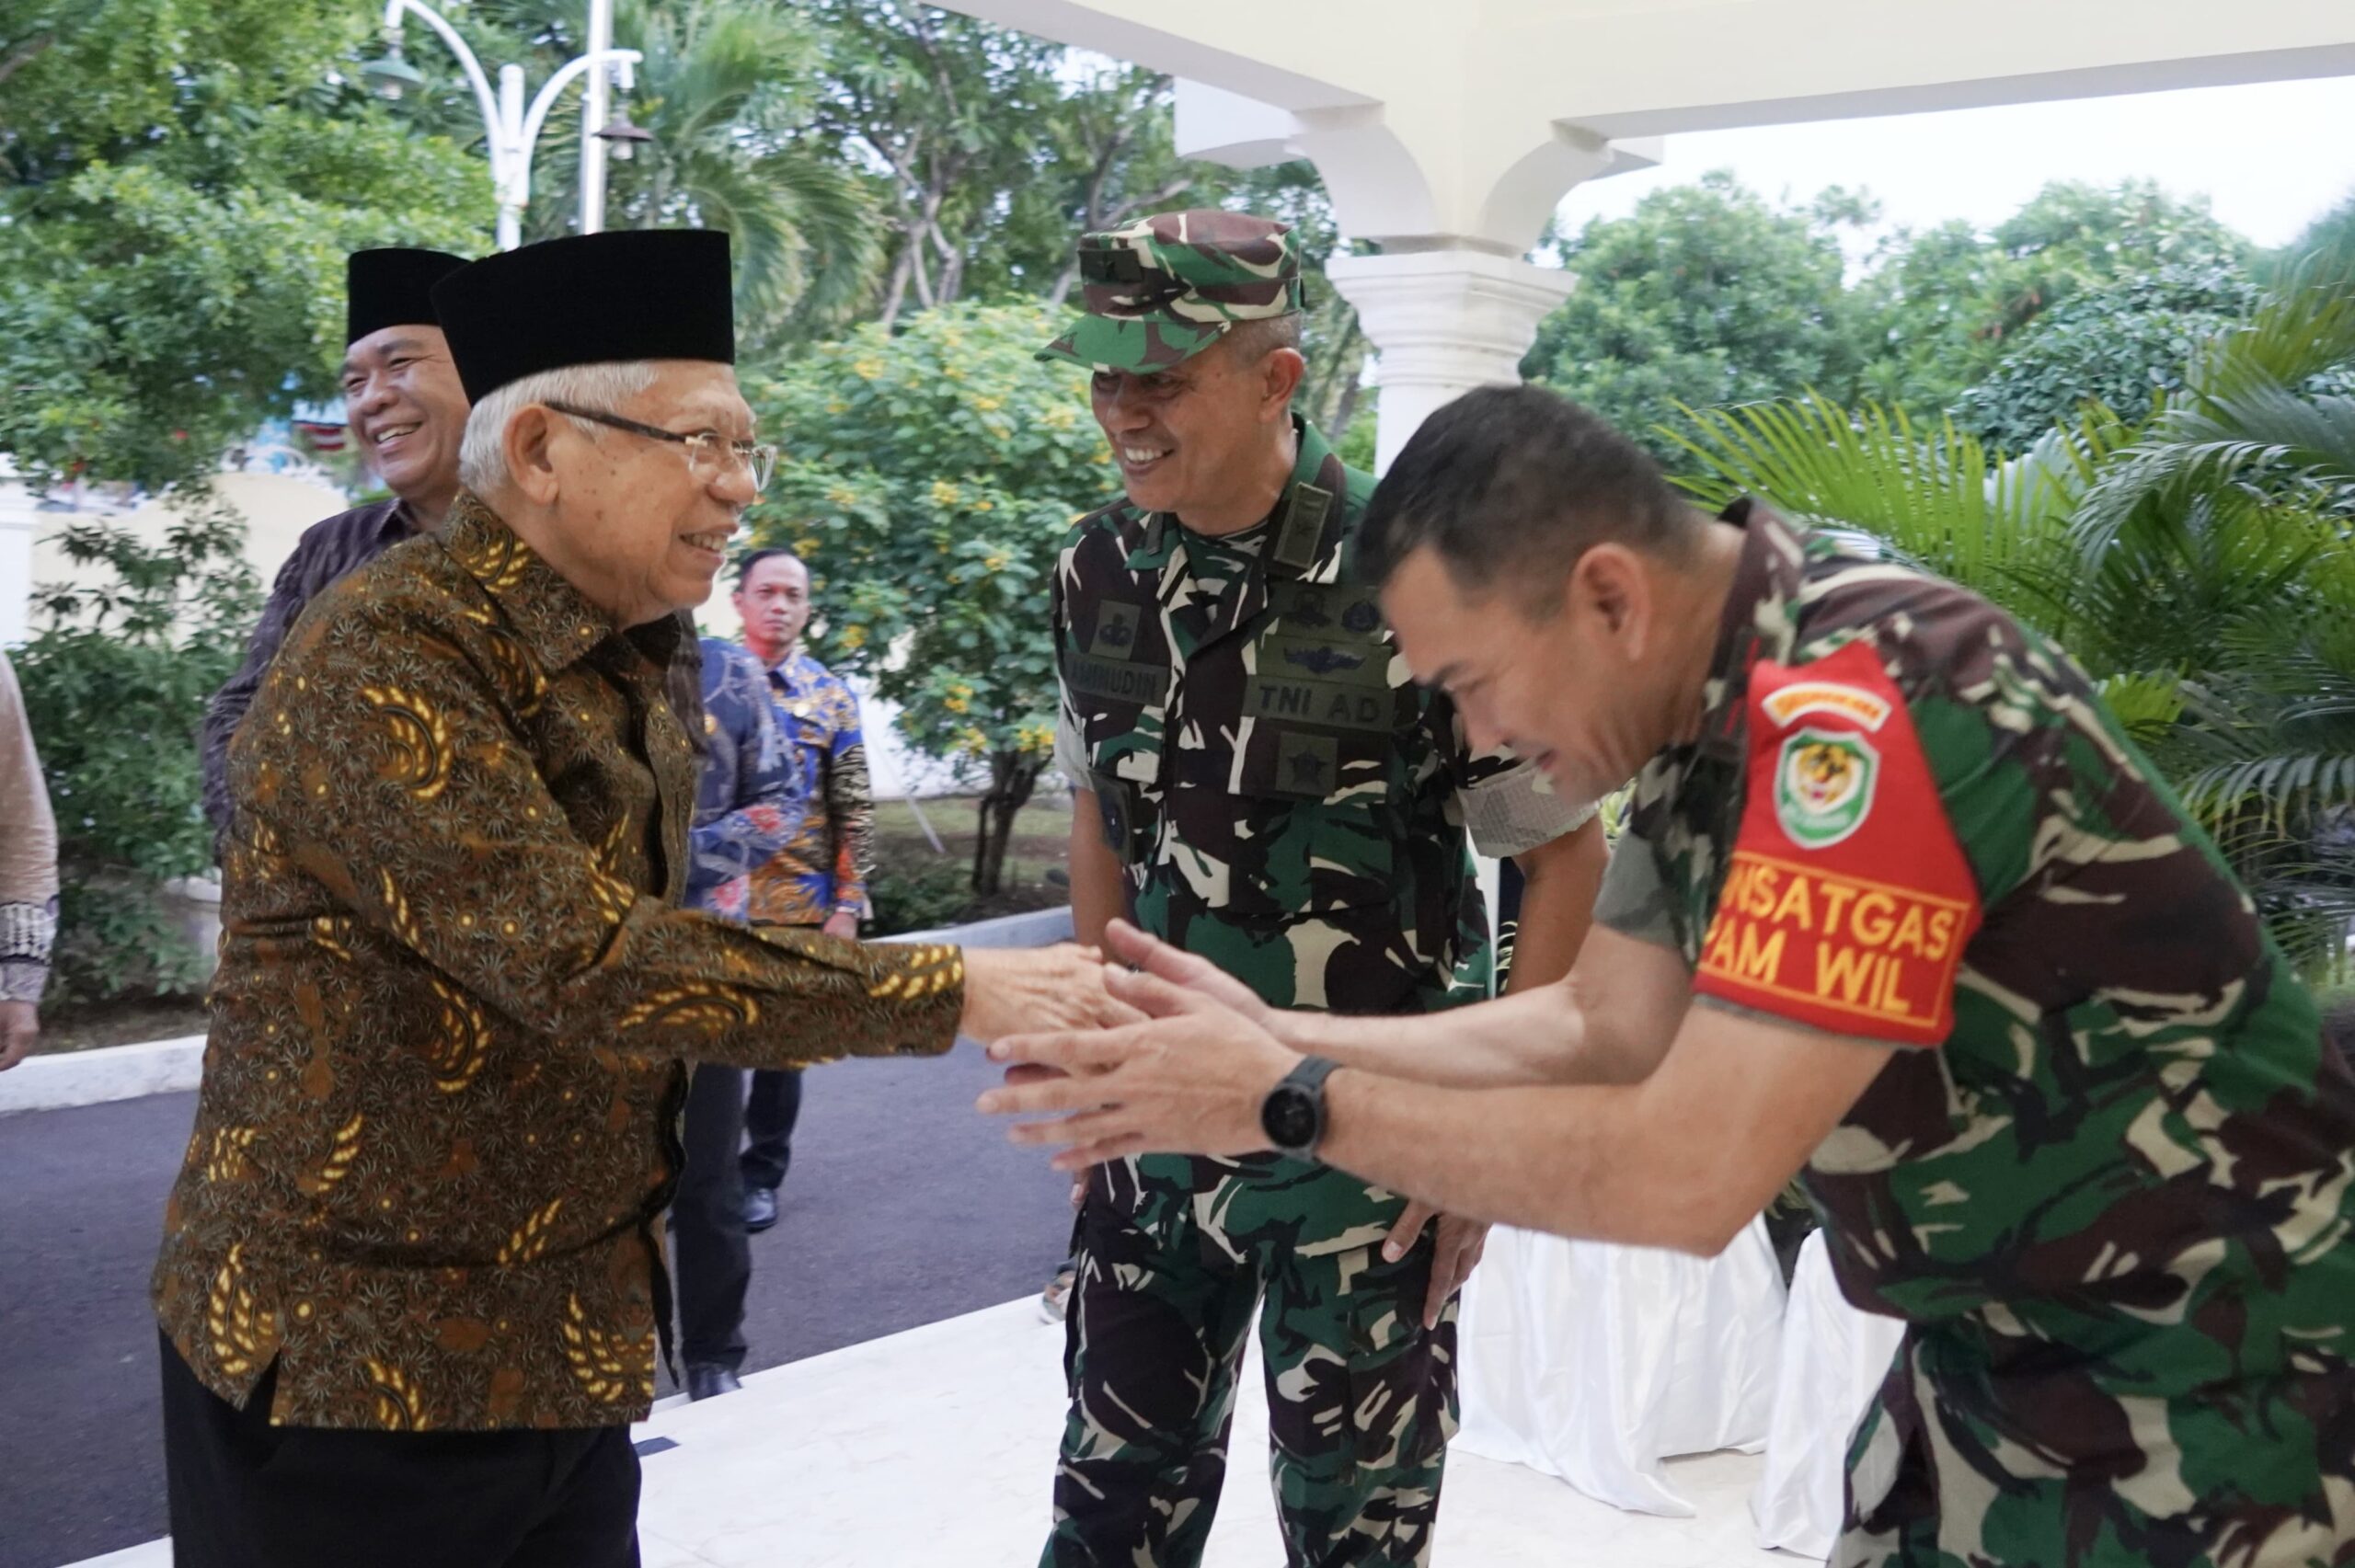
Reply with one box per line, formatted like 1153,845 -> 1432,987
1749,1230 -> 1911,1559
1453,1219 -> 1788,1516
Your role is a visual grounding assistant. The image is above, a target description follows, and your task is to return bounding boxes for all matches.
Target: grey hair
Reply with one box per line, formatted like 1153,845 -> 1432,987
455,361 -> 662,494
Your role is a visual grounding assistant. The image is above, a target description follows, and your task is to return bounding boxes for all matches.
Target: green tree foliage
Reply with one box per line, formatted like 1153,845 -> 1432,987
1522,172 -> 1876,462
798,0 -> 1068,322
743,301 -> 1113,892
789,6 -> 1368,409
1853,179 -> 2256,419
462,0 -> 885,342
1952,266 -> 2260,452
0,0 -> 487,491
1668,252 -> 2355,975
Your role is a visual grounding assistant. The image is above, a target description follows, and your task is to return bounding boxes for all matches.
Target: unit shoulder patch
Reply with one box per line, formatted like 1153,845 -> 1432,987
1694,641 -> 1982,1048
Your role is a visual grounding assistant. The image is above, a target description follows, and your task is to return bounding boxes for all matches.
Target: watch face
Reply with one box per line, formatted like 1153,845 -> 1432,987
1262,1085 -> 1317,1150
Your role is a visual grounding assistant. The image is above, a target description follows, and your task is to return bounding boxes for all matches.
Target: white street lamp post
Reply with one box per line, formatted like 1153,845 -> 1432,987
371,0 -> 644,251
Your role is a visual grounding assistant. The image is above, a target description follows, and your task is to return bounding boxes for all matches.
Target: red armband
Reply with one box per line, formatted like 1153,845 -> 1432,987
1693,641 -> 1982,1047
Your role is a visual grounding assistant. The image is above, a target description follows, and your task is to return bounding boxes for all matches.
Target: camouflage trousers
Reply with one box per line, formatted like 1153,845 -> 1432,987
1839,1324 -> 2355,1566
1041,1154 -> 1458,1568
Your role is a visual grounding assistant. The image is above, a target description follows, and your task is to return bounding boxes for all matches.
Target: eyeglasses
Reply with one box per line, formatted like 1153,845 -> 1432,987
544,400 -> 778,493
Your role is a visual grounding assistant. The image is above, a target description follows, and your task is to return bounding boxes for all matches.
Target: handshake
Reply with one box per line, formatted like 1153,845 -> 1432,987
952,939 -> 1145,1043
950,921 -> 1305,1166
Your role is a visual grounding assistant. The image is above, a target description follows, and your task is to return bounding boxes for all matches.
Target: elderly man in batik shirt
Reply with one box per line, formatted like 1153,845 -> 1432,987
154,229 -> 1109,1568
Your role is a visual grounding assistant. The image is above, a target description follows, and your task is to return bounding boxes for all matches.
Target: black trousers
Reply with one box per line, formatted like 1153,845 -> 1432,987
674,1060 -> 754,1370
740,1064 -> 804,1193
160,1331 -> 639,1568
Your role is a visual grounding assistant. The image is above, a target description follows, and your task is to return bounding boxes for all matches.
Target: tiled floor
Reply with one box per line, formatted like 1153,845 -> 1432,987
68,1299 -> 1797,1567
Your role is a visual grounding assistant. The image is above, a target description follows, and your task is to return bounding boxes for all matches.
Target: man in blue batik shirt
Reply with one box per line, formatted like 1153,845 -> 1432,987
729,550 -> 878,1236
673,635 -> 805,1401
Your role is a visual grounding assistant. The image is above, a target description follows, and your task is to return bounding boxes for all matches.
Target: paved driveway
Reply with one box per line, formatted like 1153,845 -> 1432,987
0,1039 -> 1077,1568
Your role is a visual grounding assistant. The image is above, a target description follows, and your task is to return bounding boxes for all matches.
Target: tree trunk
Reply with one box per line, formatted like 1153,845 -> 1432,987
879,243 -> 915,330
969,752 -> 1043,897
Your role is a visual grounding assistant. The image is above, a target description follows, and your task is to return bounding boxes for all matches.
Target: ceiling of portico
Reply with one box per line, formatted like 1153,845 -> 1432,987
946,0 -> 2355,138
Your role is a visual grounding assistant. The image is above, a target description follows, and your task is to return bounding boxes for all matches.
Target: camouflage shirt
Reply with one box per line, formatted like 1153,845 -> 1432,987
1597,500 -> 2355,1561
1052,418 -> 1584,1016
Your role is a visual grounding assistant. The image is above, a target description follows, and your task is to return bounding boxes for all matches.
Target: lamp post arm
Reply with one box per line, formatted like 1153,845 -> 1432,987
383,0 -> 504,169
519,48 -> 645,172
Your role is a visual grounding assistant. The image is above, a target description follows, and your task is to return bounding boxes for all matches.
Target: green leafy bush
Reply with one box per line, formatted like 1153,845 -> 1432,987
15,500 -> 255,1002
864,859 -> 975,938
743,300 -> 1114,892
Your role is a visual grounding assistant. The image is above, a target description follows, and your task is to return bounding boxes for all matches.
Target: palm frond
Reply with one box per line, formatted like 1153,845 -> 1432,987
1662,393 -> 2085,618
2073,259 -> 2355,555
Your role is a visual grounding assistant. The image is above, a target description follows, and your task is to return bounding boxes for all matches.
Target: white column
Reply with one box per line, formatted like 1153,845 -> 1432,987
1325,248 -> 1576,473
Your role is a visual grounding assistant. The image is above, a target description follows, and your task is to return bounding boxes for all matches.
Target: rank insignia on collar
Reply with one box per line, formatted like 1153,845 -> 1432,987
1271,483 -> 1331,573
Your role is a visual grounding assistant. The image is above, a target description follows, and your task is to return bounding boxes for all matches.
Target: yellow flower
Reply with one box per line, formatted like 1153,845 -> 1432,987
956,726 -> 989,757
943,694 -> 969,714
972,395 -> 1003,413
838,624 -> 867,651
982,553 -> 1007,571
928,479 -> 963,508
852,359 -> 884,382
791,537 -> 820,558
1040,406 -> 1075,430
827,486 -> 859,508
825,399 -> 848,415
974,499 -> 994,511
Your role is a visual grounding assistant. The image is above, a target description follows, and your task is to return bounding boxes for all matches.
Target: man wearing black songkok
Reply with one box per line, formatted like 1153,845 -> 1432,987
155,229 -> 1116,1566
200,246 -> 470,839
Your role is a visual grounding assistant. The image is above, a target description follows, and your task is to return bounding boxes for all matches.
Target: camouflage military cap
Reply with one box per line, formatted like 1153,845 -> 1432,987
1038,209 -> 1304,372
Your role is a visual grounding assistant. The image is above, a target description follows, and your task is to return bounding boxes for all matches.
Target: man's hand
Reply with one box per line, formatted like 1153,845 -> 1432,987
958,944 -> 1137,1044
979,966 -> 1296,1171
1382,1199 -> 1489,1329
1100,920 -> 1274,1031
0,1001 -> 37,1071
822,910 -> 860,941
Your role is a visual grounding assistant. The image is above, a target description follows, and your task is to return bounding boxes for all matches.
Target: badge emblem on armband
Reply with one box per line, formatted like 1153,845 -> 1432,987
1775,728 -> 1878,849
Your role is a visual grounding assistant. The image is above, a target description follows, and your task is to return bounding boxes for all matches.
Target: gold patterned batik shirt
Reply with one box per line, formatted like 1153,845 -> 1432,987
154,494 -> 966,1432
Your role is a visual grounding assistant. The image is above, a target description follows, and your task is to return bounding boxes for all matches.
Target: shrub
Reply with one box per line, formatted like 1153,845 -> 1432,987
16,499 -> 255,1003
864,859 -> 976,938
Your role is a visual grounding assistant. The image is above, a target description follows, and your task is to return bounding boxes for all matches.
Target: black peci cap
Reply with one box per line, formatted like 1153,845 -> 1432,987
346,247 -> 469,347
430,230 -> 736,403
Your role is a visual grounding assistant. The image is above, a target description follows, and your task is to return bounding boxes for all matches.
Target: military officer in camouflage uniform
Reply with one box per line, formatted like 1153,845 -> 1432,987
1035,214 -> 1608,1567
987,383 -> 2355,1566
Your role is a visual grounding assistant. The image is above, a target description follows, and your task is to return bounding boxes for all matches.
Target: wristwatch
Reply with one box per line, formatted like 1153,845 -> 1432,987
1260,1056 -> 1340,1159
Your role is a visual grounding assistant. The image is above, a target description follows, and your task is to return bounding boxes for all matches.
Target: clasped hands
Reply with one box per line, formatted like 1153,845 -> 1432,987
962,920 -> 1487,1329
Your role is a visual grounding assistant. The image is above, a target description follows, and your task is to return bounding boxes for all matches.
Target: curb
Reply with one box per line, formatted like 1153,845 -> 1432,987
1,907 -> 1075,1117
0,1034 -> 207,1116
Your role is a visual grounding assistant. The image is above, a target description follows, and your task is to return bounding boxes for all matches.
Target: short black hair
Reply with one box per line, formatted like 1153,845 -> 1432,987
734,546 -> 803,588
1357,384 -> 1698,602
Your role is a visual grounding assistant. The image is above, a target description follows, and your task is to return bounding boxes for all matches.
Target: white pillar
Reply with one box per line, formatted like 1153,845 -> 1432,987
1325,249 -> 1577,473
